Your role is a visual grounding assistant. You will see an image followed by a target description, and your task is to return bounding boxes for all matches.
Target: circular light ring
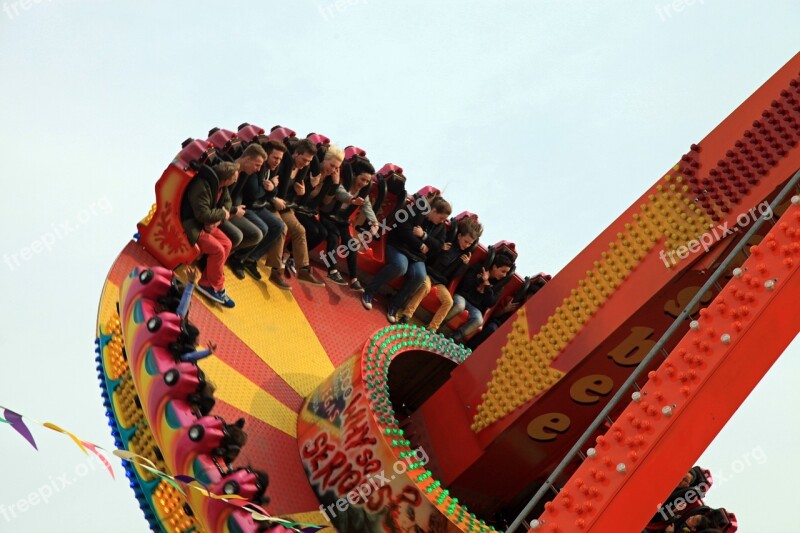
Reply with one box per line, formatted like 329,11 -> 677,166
360,324 -> 495,532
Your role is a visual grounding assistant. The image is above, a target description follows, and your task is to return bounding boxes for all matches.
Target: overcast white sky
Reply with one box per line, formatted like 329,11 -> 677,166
0,1 -> 798,531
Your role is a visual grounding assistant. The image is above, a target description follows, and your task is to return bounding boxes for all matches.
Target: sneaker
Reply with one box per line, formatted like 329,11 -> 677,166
327,270 -> 347,285
297,267 -> 325,286
269,269 -> 292,291
361,293 -> 373,310
350,279 -> 364,292
228,258 -> 245,280
398,315 -> 410,324
196,284 -> 225,304
243,260 -> 262,280
284,257 -> 296,278
217,288 -> 236,308
386,306 -> 399,324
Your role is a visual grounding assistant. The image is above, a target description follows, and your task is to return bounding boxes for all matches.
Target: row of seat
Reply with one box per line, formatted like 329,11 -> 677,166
121,265 -> 276,532
137,123 -> 550,342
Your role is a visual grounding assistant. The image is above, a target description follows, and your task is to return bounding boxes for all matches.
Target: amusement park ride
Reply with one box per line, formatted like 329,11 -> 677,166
95,53 -> 800,532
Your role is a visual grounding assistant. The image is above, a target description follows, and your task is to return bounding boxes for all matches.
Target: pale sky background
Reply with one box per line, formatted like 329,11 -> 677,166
1,1 -> 798,531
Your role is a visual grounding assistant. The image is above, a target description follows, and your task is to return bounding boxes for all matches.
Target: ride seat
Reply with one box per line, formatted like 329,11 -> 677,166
137,139 -> 218,269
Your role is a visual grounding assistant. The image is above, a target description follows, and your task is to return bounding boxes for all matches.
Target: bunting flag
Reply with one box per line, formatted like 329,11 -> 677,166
0,405 -> 325,532
2,408 -> 38,450
43,422 -> 89,455
81,440 -> 116,480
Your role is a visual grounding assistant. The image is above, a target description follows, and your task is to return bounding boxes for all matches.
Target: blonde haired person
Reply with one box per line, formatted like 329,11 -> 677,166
292,145 -> 346,270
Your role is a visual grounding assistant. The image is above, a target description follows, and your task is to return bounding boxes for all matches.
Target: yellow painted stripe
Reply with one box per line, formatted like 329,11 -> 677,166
199,356 -> 298,438
97,279 -> 121,333
202,268 -> 335,397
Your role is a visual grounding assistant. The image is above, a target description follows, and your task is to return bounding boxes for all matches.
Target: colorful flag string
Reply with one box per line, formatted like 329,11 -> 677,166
0,404 -> 324,532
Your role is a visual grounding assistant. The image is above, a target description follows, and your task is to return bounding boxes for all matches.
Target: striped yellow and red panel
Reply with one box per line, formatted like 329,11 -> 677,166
101,239 -> 399,527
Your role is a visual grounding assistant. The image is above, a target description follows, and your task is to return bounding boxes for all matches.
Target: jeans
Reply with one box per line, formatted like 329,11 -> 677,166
444,294 -> 484,341
242,208 -> 286,265
221,216 -> 262,259
366,245 -> 427,311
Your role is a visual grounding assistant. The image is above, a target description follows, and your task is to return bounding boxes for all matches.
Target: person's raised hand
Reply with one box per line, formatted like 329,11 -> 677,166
186,264 -> 200,284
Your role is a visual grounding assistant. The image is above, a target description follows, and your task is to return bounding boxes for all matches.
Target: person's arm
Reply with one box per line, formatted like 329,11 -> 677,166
422,223 -> 445,255
333,184 -> 352,203
482,280 -> 502,309
188,181 -> 227,225
457,265 -> 482,295
392,213 -> 425,250
180,341 -> 217,363
176,265 -> 200,319
442,253 -> 469,283
221,186 -> 233,213
359,194 -> 378,226
275,158 -> 293,200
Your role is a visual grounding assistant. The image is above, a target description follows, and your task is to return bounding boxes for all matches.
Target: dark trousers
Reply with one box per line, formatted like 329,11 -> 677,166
320,216 -> 358,276
294,212 -> 328,252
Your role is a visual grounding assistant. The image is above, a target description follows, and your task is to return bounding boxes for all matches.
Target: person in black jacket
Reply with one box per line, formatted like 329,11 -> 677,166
271,138 -> 324,286
361,197 -> 452,324
318,158 -> 379,289
221,144 -> 267,280
398,217 -> 483,330
233,140 -> 291,289
445,253 -> 514,343
293,146 -> 345,257
180,161 -> 240,307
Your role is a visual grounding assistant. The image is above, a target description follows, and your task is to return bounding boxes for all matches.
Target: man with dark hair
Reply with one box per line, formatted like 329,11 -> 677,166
223,143 -> 267,280
180,161 -> 240,308
361,197 -> 452,324
318,157 -> 379,290
234,140 -> 291,290
271,138 -> 324,286
399,217 -> 482,330
446,253 -> 514,343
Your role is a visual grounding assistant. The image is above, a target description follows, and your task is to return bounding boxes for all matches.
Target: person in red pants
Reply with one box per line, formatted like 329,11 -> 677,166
181,161 -> 241,308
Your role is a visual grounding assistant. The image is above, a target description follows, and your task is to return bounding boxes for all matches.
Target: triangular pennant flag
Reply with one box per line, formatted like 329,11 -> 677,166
43,422 -> 88,455
81,440 -> 115,480
138,464 -> 188,497
3,409 -> 37,450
